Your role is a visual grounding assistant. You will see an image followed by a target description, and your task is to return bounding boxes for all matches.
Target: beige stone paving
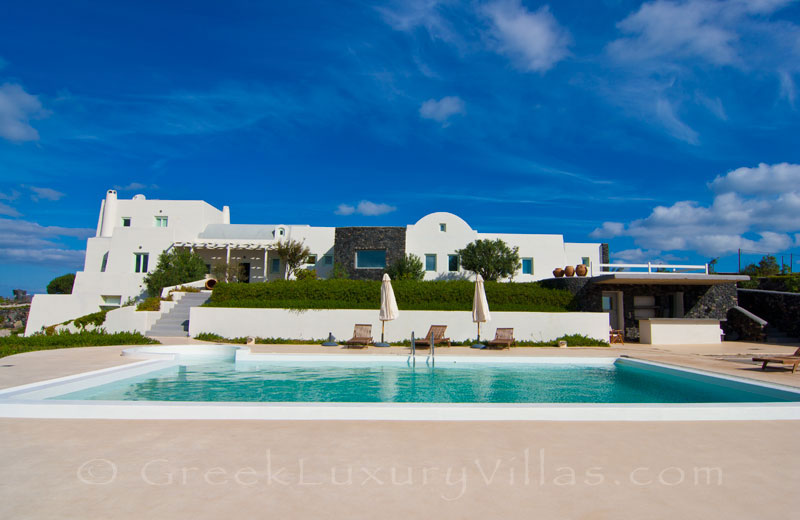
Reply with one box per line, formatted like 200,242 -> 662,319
1,340 -> 800,518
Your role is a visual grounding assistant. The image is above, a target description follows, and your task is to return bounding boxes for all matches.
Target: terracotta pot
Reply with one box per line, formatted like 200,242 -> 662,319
553,268 -> 564,278
576,264 -> 588,277
564,265 -> 575,277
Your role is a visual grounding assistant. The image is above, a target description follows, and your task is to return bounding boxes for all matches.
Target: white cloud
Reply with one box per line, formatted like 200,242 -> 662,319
335,204 -> 355,216
419,96 -> 465,124
612,248 -> 686,263
0,190 -> 20,201
27,186 -> 65,201
0,202 -> 20,217
481,1 -> 570,72
779,70 -> 796,107
0,83 -> 49,142
113,182 -> 158,191
335,200 -> 397,216
709,162 -> 800,195
654,97 -> 699,144
377,0 -> 457,43
591,162 -> 800,256
0,217 -> 92,267
0,248 -> 85,265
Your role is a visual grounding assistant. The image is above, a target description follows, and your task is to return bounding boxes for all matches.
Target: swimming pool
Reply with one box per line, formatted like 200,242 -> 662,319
2,347 -> 799,421
49,358 -> 799,404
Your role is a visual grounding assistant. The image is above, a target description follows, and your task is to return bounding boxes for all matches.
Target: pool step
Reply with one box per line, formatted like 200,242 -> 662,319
146,292 -> 210,337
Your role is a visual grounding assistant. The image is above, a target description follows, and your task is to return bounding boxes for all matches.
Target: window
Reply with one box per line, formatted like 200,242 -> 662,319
448,254 -> 459,272
270,258 -> 281,273
277,228 -> 285,237
307,254 -> 317,265
154,216 -> 168,228
522,258 -> 533,275
205,264 -> 211,274
439,223 -> 447,232
356,250 -> 386,269
121,218 -> 131,227
581,257 -> 591,266
425,254 -> 437,272
323,255 -> 333,265
100,252 -> 109,273
134,253 -> 149,273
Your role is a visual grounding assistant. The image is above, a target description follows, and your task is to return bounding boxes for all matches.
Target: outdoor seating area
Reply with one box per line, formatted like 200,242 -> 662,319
414,325 -> 451,348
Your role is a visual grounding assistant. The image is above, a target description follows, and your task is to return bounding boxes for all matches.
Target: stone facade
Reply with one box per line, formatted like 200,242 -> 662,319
541,278 -> 738,341
721,306 -> 766,342
0,305 -> 30,330
738,288 -> 800,339
334,227 -> 406,280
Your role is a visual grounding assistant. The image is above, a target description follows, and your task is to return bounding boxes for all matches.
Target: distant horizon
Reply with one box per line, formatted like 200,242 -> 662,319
1,0 -> 799,295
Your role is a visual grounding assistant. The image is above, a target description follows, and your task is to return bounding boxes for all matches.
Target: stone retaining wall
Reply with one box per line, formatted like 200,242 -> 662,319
737,289 -> 800,339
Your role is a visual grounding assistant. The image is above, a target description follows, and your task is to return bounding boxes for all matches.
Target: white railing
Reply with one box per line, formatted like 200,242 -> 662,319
590,263 -> 709,276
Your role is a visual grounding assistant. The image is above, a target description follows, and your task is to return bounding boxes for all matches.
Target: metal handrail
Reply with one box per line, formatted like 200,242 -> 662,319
409,332 -> 415,366
590,262 -> 709,276
427,330 -> 435,365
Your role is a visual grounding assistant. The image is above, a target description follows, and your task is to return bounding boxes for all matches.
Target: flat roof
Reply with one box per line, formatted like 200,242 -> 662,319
591,273 -> 749,285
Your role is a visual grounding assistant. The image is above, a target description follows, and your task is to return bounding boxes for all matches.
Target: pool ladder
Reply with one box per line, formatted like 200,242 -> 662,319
409,331 -> 435,366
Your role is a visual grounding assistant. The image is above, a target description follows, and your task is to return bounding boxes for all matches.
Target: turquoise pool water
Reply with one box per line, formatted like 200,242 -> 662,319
51,360 -> 800,403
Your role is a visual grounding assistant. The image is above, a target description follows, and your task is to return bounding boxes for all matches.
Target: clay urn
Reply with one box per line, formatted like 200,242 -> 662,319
576,264 -> 588,277
564,265 -> 575,277
553,268 -> 564,278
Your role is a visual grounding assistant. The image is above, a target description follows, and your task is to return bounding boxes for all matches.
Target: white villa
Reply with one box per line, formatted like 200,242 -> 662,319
25,189 -> 605,334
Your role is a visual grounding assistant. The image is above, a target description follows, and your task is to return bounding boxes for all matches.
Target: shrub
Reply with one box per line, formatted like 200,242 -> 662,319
47,273 -> 76,294
272,239 -> 311,279
0,330 -> 158,358
143,249 -> 207,296
72,310 -> 108,330
136,297 -> 161,311
386,254 -> 425,281
295,269 -> 317,281
172,285 -> 202,293
205,279 -> 575,312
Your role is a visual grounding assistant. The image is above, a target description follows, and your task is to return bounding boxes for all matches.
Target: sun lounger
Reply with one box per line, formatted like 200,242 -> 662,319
343,324 -> 372,348
753,347 -> 800,373
486,328 -> 515,349
415,325 -> 451,348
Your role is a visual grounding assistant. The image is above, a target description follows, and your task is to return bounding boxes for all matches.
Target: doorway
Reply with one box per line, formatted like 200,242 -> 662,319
239,262 -> 251,283
601,291 -> 624,331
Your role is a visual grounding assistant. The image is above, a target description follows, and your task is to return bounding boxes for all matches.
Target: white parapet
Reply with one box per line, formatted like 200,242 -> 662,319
189,307 -> 610,343
639,318 -> 723,345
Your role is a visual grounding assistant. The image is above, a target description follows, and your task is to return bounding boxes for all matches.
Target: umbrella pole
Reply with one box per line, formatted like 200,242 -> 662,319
471,322 -> 485,349
375,320 -> 390,347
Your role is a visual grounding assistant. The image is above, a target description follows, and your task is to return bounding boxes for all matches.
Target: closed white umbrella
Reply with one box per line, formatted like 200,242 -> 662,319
472,274 -> 491,348
376,273 -> 399,347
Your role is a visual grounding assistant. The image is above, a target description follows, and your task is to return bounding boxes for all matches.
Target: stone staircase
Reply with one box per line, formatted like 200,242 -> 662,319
146,292 -> 210,337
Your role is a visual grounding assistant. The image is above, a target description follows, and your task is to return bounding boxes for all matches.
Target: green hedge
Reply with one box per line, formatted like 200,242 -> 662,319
0,331 -> 159,358
204,280 -> 576,312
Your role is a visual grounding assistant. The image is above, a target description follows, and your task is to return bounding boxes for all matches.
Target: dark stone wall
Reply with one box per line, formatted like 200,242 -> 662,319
721,307 -> 766,341
334,227 -> 406,280
738,289 -> 800,339
600,244 -> 609,269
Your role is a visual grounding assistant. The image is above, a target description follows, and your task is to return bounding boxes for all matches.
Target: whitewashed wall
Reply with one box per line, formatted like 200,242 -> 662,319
189,307 -> 610,343
25,294 -> 104,335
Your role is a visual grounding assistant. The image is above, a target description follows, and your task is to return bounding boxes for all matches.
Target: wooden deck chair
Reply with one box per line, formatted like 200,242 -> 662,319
609,330 -> 624,344
486,328 -> 515,349
343,324 -> 373,348
753,347 -> 800,373
415,325 -> 451,348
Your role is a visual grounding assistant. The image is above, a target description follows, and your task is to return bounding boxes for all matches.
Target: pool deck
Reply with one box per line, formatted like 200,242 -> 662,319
1,340 -> 799,518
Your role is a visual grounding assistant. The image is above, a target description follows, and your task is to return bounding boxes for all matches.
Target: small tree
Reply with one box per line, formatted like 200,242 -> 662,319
386,254 -> 425,281
143,249 -> 207,296
47,273 -> 76,294
331,262 -> 349,279
743,255 -> 781,277
271,239 -> 311,280
456,239 -> 521,281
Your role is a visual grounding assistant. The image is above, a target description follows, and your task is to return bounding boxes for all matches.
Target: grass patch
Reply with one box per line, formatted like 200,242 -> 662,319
0,330 -> 159,358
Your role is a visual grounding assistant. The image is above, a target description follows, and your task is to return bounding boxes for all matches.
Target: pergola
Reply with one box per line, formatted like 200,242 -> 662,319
172,240 -> 276,276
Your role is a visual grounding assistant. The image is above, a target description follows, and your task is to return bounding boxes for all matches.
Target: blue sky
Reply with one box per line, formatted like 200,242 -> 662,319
1,0 -> 800,294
